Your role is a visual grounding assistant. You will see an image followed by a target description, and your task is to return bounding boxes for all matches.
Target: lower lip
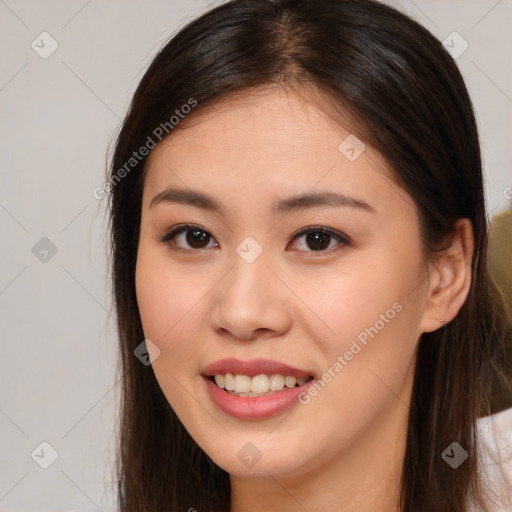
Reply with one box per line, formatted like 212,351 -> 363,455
203,376 -> 315,420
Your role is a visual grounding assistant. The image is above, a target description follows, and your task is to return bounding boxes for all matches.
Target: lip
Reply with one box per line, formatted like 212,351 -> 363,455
201,357 -> 314,379
203,375 -> 315,420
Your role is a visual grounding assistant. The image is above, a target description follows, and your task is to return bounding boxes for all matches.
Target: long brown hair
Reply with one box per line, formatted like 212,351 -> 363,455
107,1 -> 512,510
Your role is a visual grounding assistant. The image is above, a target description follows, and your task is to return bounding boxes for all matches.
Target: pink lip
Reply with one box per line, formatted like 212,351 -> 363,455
203,376 -> 315,420
201,357 -> 314,379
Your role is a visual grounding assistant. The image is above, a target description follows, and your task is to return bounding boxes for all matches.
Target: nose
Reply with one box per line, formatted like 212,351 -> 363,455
209,248 -> 293,342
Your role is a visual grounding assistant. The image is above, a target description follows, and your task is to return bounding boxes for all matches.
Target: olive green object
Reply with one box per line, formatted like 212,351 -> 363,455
489,206 -> 512,313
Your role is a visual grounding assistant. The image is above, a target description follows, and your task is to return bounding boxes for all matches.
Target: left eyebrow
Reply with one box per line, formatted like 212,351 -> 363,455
272,191 -> 377,215
149,188 -> 377,215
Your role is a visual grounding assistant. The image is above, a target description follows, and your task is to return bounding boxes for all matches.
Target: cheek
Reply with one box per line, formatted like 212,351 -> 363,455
135,248 -> 205,414
290,271 -> 421,457
298,243 -> 425,408
305,248 -> 423,346
135,245 -> 204,344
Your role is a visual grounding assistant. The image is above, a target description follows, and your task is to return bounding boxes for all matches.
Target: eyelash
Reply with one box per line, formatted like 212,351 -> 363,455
158,223 -> 351,255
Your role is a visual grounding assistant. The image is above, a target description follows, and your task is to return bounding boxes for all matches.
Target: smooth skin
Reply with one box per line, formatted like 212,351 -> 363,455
135,85 -> 474,512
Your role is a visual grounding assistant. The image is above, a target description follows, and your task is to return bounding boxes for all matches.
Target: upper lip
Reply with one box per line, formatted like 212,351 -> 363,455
202,358 -> 314,379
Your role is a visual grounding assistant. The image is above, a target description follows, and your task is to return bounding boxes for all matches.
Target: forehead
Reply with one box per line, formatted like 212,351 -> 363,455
142,87 -> 412,217
148,87 -> 365,160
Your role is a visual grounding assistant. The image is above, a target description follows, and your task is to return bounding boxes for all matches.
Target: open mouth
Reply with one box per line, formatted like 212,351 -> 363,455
209,374 -> 315,398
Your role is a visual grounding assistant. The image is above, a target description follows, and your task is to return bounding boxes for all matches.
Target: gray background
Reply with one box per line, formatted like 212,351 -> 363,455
1,1 -> 511,511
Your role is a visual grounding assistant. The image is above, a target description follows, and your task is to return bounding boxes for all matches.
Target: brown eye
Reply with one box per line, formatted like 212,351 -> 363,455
184,229 -> 211,249
304,232 -> 331,251
160,224 -> 218,251
290,227 -> 350,253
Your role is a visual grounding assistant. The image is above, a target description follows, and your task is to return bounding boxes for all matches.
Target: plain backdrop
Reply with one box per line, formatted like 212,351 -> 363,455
1,1 -> 511,510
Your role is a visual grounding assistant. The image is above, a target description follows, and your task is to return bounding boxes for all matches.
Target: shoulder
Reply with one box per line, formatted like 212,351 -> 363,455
477,405 -> 512,466
470,406 -> 512,511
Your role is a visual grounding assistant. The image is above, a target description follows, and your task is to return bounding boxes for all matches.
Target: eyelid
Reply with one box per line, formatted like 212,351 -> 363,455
158,223 -> 219,252
291,225 -> 350,245
159,223 -> 351,254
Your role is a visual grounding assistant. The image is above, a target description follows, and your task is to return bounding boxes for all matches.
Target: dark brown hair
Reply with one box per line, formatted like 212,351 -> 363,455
107,0 -> 512,510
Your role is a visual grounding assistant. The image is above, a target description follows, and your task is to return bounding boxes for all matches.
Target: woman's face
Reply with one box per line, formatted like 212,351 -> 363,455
135,87 -> 431,480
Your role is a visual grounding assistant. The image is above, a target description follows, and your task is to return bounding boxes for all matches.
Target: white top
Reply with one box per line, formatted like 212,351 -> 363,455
468,406 -> 512,510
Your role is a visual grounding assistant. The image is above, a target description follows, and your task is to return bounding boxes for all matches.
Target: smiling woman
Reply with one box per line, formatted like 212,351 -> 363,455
107,1 -> 512,511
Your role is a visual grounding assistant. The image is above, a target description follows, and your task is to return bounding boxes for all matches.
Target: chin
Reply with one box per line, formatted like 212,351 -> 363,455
203,437 -> 313,479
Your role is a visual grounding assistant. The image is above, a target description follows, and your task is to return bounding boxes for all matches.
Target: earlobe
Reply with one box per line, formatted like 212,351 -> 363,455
420,219 -> 474,333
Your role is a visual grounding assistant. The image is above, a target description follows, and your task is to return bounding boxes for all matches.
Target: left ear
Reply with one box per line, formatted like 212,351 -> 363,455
420,218 -> 474,333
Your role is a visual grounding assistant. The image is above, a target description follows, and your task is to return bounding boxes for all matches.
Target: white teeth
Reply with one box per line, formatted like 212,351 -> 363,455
233,375 -> 252,393
224,373 -> 235,391
212,373 -> 311,394
284,376 -> 297,388
251,374 -> 270,393
269,374 -> 284,391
